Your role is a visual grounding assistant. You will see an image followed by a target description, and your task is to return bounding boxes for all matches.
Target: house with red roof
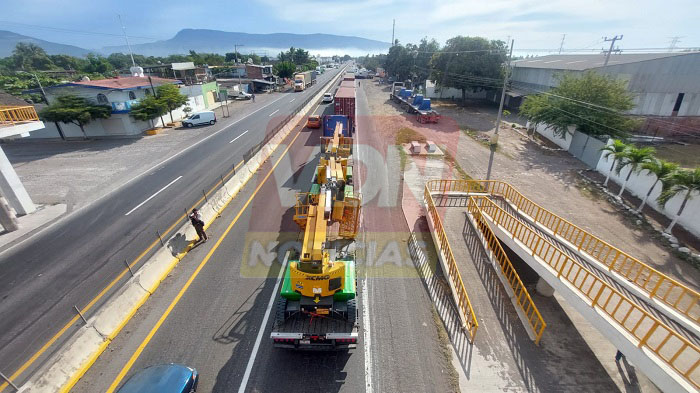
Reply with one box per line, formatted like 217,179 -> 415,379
31,76 -> 191,138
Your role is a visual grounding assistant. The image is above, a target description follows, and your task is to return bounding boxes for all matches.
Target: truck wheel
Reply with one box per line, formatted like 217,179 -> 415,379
275,297 -> 288,326
346,298 -> 357,325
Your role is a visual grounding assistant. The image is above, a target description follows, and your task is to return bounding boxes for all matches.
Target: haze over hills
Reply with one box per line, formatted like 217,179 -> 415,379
0,28 -> 389,59
0,30 -> 90,57
102,29 -> 390,57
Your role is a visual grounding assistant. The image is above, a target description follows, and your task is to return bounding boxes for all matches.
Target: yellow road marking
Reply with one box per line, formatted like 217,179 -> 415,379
106,128 -> 304,392
0,139 -> 248,392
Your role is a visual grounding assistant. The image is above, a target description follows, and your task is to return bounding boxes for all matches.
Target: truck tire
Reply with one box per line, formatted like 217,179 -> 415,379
346,298 -> 357,325
275,297 -> 288,326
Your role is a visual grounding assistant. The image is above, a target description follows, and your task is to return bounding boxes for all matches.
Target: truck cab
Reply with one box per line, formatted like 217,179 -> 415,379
294,75 -> 305,92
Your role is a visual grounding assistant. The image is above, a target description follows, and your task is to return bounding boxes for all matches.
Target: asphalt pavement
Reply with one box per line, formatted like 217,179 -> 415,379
0,68 -> 342,389
70,78 -> 455,392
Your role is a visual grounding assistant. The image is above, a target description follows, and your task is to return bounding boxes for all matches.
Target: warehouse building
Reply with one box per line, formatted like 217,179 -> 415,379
509,52 -> 700,139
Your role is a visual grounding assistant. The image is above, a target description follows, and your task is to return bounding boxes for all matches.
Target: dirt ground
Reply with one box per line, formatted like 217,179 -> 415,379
362,79 -> 700,291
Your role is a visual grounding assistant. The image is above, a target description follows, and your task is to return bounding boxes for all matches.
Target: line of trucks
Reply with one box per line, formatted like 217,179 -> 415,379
389,82 -> 441,123
271,71 -> 360,350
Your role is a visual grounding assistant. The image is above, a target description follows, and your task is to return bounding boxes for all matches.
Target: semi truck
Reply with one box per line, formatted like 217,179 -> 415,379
294,71 -> 315,91
334,87 -> 356,135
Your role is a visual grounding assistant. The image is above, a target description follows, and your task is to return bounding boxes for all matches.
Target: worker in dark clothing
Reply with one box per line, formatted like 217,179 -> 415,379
615,350 -> 625,362
251,93 -> 256,102
189,208 -> 208,243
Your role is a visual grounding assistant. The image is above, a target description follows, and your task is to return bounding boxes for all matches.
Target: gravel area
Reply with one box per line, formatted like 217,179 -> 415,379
3,95 -> 277,212
363,79 -> 700,293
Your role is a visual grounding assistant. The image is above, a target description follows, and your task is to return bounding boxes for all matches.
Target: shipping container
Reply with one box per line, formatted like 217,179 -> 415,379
343,73 -> 355,81
340,80 -> 355,89
334,87 -> 356,134
322,115 -> 350,137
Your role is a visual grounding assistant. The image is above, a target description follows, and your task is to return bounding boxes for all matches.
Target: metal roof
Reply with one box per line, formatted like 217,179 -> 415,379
512,52 -> 700,71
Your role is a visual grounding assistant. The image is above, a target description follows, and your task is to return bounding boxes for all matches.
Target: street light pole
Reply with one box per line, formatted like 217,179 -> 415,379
486,39 -> 514,180
234,44 -> 245,94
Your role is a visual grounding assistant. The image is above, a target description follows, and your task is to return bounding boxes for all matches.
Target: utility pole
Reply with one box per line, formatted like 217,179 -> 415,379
486,39 -> 514,180
603,35 -> 623,67
558,34 -> 566,54
117,14 -> 137,68
391,19 -> 395,47
234,43 -> 245,93
668,36 -> 682,52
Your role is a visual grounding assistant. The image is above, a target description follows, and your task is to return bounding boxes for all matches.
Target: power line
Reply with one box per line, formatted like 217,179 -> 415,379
0,20 -> 159,41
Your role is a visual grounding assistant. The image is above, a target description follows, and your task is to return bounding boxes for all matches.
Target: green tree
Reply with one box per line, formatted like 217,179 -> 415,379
430,36 -> 506,101
12,43 -> 54,71
657,168 -> 700,233
82,54 -> 114,75
414,38 -> 440,82
520,71 -> 637,144
107,53 -> 132,69
385,44 -> 413,81
274,61 -> 296,79
615,146 -> 655,197
129,94 -> 167,128
40,95 -> 111,139
156,84 -> 188,123
49,54 -> 87,71
637,159 -> 678,212
600,139 -> 627,187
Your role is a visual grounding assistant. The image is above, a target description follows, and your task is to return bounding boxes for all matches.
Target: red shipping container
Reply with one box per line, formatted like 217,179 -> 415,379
340,80 -> 355,88
334,87 -> 356,133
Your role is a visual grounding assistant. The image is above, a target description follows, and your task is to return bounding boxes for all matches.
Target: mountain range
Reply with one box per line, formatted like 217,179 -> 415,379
0,30 -> 90,57
0,29 -> 390,58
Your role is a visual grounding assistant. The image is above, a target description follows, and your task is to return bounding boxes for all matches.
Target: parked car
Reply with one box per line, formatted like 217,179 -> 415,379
116,364 -> 198,393
322,92 -> 333,103
182,111 -> 216,127
306,115 -> 321,129
233,91 -> 252,100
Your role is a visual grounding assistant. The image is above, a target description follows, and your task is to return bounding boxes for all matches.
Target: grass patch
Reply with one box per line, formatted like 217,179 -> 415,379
395,127 -> 428,145
397,145 -> 408,171
432,306 -> 461,392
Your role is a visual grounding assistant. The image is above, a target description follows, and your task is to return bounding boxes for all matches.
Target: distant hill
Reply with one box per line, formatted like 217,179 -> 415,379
102,29 -> 390,56
0,30 -> 90,57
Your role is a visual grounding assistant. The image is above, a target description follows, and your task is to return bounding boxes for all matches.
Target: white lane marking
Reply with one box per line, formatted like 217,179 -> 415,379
229,130 -> 249,144
289,98 -> 295,103
238,252 -> 289,393
0,93 -> 290,258
124,176 -> 183,216
268,109 -> 279,117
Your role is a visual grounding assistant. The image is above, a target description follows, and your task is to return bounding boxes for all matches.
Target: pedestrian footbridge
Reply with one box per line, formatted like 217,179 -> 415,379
424,179 -> 700,392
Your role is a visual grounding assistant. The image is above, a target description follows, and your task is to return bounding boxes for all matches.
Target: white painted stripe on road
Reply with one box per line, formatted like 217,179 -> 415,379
238,252 -> 289,393
229,130 -> 249,144
268,109 -> 279,117
289,98 -> 295,102
124,176 -> 183,216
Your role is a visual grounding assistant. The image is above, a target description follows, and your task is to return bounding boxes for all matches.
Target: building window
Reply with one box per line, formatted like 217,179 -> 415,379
672,93 -> 685,116
96,93 -> 109,104
128,91 -> 136,100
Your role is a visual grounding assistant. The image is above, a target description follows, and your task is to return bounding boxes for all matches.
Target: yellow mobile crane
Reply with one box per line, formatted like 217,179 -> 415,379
272,121 -> 361,350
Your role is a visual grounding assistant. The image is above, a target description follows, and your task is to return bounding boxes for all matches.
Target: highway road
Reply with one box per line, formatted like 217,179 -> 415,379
0,67 -> 343,388
70,78 -> 455,392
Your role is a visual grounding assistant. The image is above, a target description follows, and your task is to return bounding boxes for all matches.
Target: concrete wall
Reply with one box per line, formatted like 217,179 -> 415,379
530,122 -> 605,168
530,122 -> 572,150
200,82 -> 219,108
595,144 -> 700,236
425,80 -> 487,100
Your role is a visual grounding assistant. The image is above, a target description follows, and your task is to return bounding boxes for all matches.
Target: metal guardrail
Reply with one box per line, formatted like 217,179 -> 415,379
466,196 -> 547,344
426,179 -> 700,330
473,194 -> 700,390
423,186 -> 479,342
0,106 -> 39,125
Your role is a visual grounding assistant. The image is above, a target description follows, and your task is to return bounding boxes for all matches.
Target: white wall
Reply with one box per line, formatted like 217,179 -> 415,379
529,121 -> 572,150
154,95 -> 206,126
596,145 -> 700,237
425,80 -> 487,100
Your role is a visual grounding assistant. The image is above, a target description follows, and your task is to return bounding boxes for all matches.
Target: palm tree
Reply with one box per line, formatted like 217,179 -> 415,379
637,159 -> 678,212
657,168 -> 700,233
615,146 -> 655,197
600,139 -> 627,187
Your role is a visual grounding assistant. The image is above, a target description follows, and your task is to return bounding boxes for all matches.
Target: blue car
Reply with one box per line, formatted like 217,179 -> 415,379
116,364 -> 198,393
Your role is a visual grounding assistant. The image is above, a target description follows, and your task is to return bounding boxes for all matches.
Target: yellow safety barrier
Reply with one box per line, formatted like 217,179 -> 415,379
424,186 -> 479,342
426,179 -> 700,330
472,195 -> 700,389
467,196 -> 547,344
0,105 -> 39,125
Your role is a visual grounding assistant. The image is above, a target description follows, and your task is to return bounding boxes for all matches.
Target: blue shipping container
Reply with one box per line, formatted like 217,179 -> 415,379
412,94 -> 424,106
419,98 -> 431,111
323,115 -> 350,137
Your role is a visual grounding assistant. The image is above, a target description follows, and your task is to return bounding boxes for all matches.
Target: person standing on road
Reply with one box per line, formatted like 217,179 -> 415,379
189,208 -> 208,243
251,93 -> 255,103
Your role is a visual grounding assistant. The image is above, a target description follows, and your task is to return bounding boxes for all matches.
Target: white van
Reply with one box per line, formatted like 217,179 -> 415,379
182,111 -> 216,127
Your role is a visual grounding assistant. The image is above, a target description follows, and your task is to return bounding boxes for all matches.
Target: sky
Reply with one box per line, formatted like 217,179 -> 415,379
4,0 -> 700,55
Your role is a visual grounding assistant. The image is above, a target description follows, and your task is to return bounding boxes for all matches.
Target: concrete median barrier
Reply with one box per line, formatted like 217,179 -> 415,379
19,67 -> 347,393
